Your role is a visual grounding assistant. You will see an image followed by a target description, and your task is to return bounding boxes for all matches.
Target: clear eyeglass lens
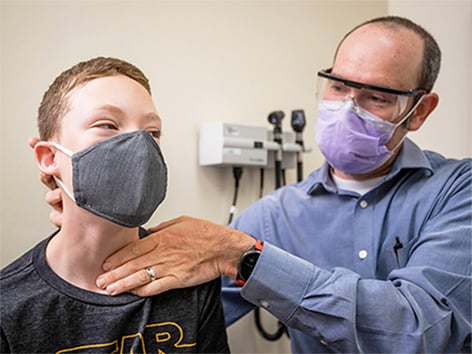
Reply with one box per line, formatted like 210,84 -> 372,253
316,76 -> 409,121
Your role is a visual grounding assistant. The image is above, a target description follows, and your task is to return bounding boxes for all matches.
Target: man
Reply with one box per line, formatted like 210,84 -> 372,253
46,17 -> 471,353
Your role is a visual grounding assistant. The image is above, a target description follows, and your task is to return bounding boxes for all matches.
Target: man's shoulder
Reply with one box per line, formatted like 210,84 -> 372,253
424,150 -> 471,180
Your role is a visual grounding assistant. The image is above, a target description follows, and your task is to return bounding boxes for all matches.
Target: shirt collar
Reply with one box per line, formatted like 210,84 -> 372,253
388,138 -> 433,177
305,138 -> 434,195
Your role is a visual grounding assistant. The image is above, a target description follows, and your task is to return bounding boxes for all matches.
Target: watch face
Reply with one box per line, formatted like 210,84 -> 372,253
239,251 -> 261,281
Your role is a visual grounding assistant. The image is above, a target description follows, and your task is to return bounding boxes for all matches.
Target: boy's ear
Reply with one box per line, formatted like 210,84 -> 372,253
34,141 -> 60,175
408,92 -> 439,131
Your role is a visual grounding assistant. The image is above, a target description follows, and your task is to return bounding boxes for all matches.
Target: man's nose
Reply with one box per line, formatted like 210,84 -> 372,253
340,94 -> 362,111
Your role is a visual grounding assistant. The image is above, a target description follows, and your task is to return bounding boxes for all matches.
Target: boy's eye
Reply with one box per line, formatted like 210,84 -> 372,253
92,121 -> 118,130
100,123 -> 118,130
147,130 -> 161,139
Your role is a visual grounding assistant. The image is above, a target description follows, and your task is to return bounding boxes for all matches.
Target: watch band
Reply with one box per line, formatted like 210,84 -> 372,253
236,240 -> 264,286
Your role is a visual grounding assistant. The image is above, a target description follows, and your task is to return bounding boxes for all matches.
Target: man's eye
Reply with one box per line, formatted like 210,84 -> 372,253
368,95 -> 388,103
329,82 -> 348,95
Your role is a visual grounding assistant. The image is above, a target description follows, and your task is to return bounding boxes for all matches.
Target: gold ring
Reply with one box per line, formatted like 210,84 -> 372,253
146,267 -> 156,281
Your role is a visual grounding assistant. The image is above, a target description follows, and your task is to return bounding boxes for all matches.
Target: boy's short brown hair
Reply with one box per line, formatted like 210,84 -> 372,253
38,57 -> 151,140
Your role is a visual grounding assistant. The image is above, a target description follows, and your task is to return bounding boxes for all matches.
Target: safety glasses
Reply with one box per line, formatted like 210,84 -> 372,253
316,68 -> 427,121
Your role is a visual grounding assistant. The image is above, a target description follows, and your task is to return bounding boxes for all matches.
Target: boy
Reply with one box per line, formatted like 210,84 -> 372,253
0,57 -> 229,353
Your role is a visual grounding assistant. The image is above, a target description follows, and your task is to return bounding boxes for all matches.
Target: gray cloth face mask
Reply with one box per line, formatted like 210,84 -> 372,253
51,130 -> 167,228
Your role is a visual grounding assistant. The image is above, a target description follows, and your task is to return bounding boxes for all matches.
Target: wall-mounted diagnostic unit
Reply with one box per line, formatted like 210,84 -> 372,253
199,122 -> 310,168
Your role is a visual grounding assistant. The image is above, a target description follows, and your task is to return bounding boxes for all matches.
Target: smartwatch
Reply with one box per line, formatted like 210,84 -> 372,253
236,240 -> 264,286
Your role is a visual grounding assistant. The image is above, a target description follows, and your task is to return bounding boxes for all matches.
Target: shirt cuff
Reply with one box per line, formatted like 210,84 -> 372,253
240,241 -> 318,323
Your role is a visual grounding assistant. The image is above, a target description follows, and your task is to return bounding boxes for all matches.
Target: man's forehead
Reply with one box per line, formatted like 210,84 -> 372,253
341,22 -> 423,54
333,24 -> 423,89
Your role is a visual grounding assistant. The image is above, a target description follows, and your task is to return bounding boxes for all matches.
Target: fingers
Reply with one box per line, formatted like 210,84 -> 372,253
98,261 -> 177,296
49,209 -> 63,228
45,188 -> 62,206
46,189 -> 63,227
28,137 -> 40,149
102,232 -> 160,272
99,262 -> 192,297
102,271 -> 180,297
96,216 -> 241,297
41,172 -> 58,190
100,267 -> 156,295
131,277 -> 179,297
95,232 -> 161,295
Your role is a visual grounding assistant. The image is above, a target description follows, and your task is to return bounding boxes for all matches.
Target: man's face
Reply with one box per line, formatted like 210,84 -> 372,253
330,23 -> 424,150
54,74 -> 161,190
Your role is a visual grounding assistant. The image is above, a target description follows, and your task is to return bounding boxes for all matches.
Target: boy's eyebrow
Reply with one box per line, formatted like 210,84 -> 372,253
93,104 -> 124,115
145,112 -> 161,123
92,104 -> 161,123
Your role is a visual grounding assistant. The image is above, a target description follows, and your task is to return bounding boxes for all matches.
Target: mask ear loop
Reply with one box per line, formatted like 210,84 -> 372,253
49,142 -> 76,203
53,177 -> 76,203
395,94 -> 425,128
49,142 -> 74,157
388,95 -> 426,153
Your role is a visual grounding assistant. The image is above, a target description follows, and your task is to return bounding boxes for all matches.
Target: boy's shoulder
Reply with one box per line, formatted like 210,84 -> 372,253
1,246 -> 36,282
1,239 -> 47,302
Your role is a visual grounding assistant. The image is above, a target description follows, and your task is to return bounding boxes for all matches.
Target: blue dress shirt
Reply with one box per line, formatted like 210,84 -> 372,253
223,139 -> 471,353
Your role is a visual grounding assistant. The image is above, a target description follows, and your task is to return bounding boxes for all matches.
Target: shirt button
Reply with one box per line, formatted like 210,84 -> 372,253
359,200 -> 368,208
359,250 -> 368,259
260,300 -> 270,309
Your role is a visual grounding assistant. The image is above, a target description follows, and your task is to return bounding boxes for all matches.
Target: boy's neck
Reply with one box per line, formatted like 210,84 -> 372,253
46,212 -> 140,294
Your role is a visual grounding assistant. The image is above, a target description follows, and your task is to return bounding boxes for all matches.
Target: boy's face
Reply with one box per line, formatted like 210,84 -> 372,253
53,74 -> 161,194
57,74 -> 161,150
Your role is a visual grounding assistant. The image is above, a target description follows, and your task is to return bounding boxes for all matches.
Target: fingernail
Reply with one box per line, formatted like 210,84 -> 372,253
106,284 -> 117,295
102,261 -> 111,271
96,277 -> 105,289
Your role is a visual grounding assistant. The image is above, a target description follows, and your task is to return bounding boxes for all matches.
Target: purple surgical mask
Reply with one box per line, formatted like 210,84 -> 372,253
315,101 -> 414,175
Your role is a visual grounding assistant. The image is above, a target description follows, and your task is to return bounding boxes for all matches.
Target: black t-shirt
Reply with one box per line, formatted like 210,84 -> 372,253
1,233 -> 229,353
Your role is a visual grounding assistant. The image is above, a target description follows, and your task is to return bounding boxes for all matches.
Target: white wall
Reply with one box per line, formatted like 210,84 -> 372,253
389,0 -> 472,159
1,1 -> 469,353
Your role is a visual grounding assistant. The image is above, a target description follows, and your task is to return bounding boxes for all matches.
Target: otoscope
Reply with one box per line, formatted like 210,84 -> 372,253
268,111 -> 285,189
291,109 -> 306,182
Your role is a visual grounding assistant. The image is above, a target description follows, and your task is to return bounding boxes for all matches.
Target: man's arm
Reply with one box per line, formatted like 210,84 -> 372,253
229,159 -> 472,353
95,216 -> 255,296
